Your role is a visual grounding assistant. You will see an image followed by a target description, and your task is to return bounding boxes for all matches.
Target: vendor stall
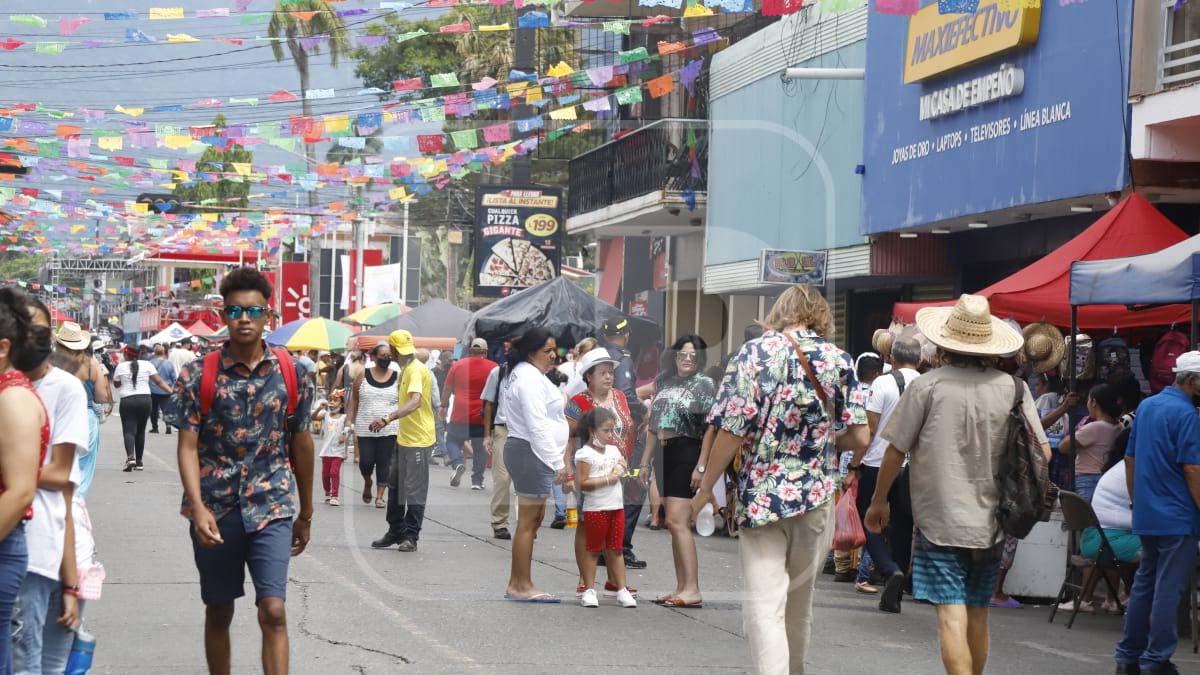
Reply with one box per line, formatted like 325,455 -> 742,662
1070,232 -> 1200,349
895,194 -> 1191,329
463,277 -> 657,347
353,299 -> 471,353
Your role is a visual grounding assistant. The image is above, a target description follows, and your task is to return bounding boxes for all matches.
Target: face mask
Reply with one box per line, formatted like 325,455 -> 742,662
375,357 -> 392,369
15,326 -> 52,372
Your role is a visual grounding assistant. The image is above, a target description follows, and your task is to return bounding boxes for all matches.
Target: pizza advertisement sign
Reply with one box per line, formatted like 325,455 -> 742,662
759,249 -> 827,287
474,186 -> 563,297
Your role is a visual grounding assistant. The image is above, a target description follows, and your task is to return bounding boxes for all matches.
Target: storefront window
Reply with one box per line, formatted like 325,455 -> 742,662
1165,0 -> 1200,85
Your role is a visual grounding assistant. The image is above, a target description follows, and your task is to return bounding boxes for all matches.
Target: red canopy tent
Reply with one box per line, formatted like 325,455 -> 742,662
892,194 -> 1192,329
186,320 -> 216,337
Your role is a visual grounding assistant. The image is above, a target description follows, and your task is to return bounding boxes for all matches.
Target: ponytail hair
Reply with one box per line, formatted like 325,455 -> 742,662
124,345 -> 140,384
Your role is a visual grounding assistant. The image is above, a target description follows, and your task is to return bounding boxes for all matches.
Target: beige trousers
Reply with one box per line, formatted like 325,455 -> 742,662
489,424 -> 512,529
738,501 -> 833,675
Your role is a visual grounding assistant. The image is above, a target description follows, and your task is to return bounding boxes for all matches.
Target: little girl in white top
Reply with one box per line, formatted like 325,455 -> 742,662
574,407 -> 636,609
315,393 -> 349,506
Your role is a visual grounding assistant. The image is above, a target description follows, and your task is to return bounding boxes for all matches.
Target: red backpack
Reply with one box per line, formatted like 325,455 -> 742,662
199,347 -> 299,419
1149,330 -> 1190,394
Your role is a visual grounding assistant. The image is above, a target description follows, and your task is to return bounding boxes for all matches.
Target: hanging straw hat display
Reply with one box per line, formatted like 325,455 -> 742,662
1021,321 -> 1067,374
915,294 -> 1025,357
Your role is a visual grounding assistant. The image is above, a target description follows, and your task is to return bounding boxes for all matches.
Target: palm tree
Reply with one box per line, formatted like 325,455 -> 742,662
451,7 -> 576,83
268,1 -> 351,209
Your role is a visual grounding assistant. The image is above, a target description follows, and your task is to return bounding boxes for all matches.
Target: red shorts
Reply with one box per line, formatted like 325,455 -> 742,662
584,509 -> 625,553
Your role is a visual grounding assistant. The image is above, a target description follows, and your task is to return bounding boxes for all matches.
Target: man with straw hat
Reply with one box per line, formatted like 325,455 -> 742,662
865,294 -> 1049,675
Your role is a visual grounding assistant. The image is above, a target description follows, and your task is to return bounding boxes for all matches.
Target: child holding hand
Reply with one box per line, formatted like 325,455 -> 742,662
575,407 -> 637,609
315,392 -> 350,506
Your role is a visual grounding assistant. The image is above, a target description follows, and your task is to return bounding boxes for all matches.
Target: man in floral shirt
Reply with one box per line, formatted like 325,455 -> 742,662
693,285 -> 868,675
166,267 -> 315,675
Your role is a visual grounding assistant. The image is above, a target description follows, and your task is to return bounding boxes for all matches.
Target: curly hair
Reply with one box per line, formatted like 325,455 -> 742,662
219,266 -> 273,302
764,285 -> 832,337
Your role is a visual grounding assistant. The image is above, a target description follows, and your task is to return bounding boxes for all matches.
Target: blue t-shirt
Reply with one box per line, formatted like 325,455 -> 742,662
1128,386 -> 1200,536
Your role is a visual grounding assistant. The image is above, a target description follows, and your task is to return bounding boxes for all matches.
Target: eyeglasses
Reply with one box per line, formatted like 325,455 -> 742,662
676,352 -> 697,361
223,305 -> 269,320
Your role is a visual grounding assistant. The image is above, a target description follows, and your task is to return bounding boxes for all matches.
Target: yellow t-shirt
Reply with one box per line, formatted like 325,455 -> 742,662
397,360 -> 436,448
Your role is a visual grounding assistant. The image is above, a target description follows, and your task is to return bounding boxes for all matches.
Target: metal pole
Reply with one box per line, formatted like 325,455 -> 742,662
332,227 -> 339,319
1192,299 -> 1198,350
355,217 -> 366,312
511,6 -> 536,185
1068,305 -> 1078,491
401,201 -> 410,306
326,228 -> 334,320
276,246 -> 284,320
781,67 -> 865,81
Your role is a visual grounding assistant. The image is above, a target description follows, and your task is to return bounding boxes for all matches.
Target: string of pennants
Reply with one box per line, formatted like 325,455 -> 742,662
0,31 -> 713,143
8,270 -> 222,296
0,0 -> 1053,53
1,42 -> 709,198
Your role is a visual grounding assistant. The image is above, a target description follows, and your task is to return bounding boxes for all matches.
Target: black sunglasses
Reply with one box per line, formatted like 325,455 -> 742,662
223,305 -> 269,320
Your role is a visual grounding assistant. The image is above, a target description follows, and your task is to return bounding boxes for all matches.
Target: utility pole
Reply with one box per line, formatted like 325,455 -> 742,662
511,7 -> 537,185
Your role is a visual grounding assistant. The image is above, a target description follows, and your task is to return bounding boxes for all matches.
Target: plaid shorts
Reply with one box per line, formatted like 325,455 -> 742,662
910,529 -> 1003,608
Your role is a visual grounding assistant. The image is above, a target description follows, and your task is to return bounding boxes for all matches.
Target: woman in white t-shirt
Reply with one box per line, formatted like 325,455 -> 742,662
574,407 -> 636,609
111,346 -> 169,472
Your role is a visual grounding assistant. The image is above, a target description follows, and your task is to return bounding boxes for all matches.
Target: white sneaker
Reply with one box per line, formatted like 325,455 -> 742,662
329,497 -> 340,506
580,589 -> 599,608
616,588 -> 637,608
1058,599 -> 1093,613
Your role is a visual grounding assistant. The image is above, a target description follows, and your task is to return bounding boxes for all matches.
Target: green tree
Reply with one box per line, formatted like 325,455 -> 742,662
350,16 -> 460,92
173,114 -> 253,208
268,0 -> 352,209
0,254 -> 41,283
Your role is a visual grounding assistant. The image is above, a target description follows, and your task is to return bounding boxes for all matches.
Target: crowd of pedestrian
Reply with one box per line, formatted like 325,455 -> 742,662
3,264 -> 1200,675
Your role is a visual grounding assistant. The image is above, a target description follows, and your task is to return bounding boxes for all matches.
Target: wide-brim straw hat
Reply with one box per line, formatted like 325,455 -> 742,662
1021,321 -> 1066,374
54,321 -> 91,351
915,295 -> 1024,358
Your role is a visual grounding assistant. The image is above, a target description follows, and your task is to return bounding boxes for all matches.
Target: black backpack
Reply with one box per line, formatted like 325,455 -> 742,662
995,375 -> 1058,540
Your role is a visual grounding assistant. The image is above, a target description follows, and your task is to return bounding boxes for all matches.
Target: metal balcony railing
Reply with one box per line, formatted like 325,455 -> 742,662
1162,0 -> 1200,87
567,118 -> 708,217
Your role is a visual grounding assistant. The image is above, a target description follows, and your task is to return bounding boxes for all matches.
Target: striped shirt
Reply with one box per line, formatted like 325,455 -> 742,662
354,368 -> 399,437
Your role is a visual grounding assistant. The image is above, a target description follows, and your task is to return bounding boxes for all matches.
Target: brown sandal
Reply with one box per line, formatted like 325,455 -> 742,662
658,597 -> 703,609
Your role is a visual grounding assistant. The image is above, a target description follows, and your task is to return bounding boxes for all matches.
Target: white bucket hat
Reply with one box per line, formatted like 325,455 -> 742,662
578,347 -> 619,377
915,294 -> 1024,358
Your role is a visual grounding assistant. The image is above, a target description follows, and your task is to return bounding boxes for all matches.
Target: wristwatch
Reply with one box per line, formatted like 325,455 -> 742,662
696,465 -> 706,475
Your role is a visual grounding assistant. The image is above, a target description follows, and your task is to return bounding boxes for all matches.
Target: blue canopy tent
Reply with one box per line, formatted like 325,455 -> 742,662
1069,233 -> 1200,350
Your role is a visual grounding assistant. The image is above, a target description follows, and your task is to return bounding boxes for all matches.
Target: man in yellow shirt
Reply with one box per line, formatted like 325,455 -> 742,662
368,330 -> 435,552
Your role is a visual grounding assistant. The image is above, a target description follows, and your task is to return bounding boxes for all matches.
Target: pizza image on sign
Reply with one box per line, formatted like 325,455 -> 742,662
474,186 -> 563,297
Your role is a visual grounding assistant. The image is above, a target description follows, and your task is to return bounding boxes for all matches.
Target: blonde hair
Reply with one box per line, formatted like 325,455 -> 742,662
575,337 -> 599,357
764,285 -> 833,337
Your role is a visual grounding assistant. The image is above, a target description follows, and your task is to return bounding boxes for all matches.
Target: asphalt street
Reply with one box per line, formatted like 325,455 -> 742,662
80,419 -> 1195,674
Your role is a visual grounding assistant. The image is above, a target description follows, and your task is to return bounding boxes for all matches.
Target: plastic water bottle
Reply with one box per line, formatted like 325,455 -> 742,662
65,628 -> 95,675
695,503 -> 716,537
565,492 -> 579,529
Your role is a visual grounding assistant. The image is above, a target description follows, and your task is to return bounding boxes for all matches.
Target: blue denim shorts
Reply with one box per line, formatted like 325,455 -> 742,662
504,436 -> 555,499
191,512 -> 293,606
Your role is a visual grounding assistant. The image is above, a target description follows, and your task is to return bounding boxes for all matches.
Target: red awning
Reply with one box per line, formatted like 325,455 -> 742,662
186,320 -> 216,337
893,194 -> 1192,330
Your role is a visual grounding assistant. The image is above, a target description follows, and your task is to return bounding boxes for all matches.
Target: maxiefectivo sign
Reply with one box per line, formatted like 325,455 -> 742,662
861,0 -> 1132,235
904,0 -> 1040,83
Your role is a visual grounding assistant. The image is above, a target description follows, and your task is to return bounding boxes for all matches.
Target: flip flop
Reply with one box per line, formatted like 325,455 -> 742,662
504,593 -> 561,604
658,597 -> 704,609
